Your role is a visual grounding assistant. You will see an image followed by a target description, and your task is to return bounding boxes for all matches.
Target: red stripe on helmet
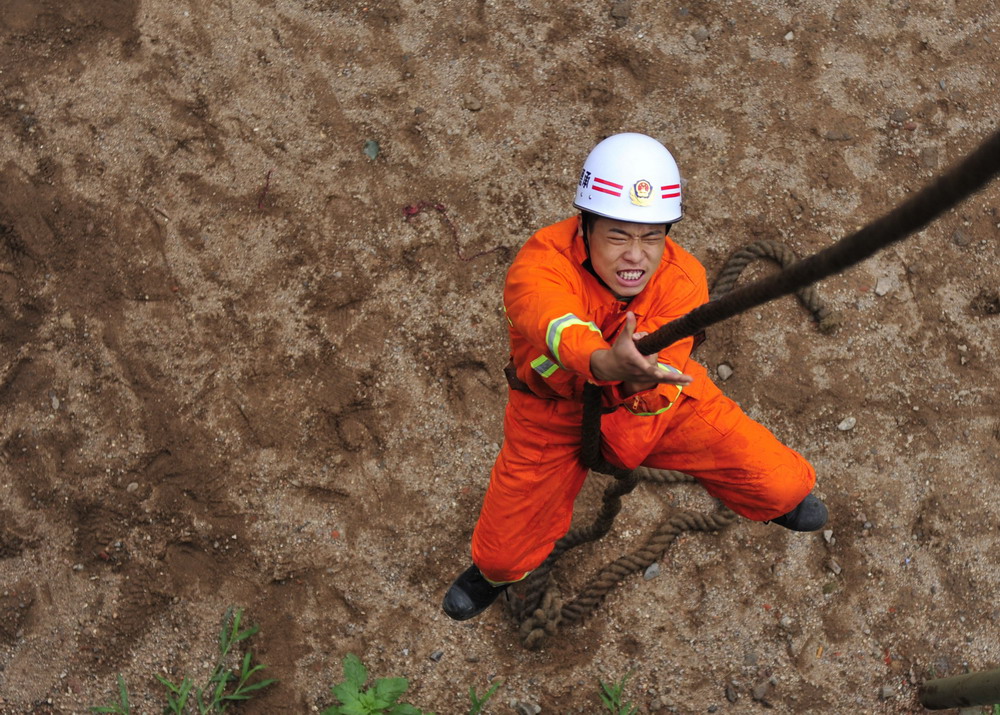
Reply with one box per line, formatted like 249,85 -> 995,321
593,177 -> 624,189
661,192 -> 681,198
593,185 -> 622,197
660,184 -> 681,190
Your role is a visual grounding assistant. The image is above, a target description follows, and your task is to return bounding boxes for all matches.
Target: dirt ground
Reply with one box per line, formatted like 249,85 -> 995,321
1,0 -> 999,712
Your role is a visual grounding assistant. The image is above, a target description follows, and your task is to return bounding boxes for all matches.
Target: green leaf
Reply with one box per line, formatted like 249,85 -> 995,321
116,674 -> 130,710
235,624 -> 260,642
235,676 -> 277,694
342,653 -> 368,690
332,681 -> 363,707
388,704 -> 425,715
340,701 -> 371,715
373,676 -> 410,705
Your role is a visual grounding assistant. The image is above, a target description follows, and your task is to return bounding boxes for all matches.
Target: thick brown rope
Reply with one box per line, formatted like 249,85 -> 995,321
710,240 -> 843,334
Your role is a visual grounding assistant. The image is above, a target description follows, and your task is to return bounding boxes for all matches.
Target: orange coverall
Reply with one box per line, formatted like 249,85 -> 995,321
470,216 -> 816,583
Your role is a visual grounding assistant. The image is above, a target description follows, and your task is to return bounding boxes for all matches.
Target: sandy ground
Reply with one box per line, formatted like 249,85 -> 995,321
2,0 -> 999,712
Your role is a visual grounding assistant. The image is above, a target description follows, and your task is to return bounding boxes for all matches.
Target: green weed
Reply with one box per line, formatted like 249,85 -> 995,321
91,607 -> 276,714
321,653 -> 431,714
598,669 -> 638,715
467,679 -> 502,715
90,674 -> 130,714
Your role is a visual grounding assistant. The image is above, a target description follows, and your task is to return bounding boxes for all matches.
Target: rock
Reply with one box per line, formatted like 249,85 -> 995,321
363,139 -> 380,159
952,229 -> 972,247
919,147 -> 939,168
610,1 -> 631,27
513,702 -> 541,715
837,417 -> 856,431
780,615 -> 794,630
461,94 -> 483,112
824,127 -> 853,141
823,529 -> 834,544
784,31 -> 795,41
717,363 -> 733,381
879,685 -> 895,700
751,680 -> 772,703
827,558 -> 842,575
890,108 -> 909,123
429,650 -> 443,662
58,312 -> 75,330
644,562 -> 661,580
49,392 -> 60,410
874,276 -> 892,296
126,482 -> 139,493
692,26 -> 709,42
725,682 -> 738,703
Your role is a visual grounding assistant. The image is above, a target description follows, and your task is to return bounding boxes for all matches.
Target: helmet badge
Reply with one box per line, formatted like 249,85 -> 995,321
629,179 -> 653,207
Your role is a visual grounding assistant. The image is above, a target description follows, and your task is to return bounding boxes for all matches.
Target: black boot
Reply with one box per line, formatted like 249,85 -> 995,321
771,493 -> 828,532
442,564 -> 508,621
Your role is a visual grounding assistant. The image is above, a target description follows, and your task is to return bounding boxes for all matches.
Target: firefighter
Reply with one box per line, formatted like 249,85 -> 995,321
443,133 -> 827,621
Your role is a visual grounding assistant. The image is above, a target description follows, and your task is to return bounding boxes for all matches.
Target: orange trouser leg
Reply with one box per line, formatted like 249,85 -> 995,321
639,388 -> 815,521
471,392 -> 589,583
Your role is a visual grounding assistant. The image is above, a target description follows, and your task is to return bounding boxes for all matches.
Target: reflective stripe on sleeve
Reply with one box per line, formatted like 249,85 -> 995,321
624,363 -> 685,415
546,313 -> 602,367
530,355 -> 559,378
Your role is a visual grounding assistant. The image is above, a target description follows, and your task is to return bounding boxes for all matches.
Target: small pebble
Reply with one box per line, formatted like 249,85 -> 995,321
717,363 -> 733,381
779,616 -> 793,630
751,680 -> 772,702
692,27 -> 709,42
823,529 -> 834,544
784,31 -> 794,40
610,1 -> 631,27
429,650 -> 443,662
126,482 -> 139,493
838,417 -> 856,431
827,558 -> 843,575
644,562 -> 661,580
461,94 -> 483,112
952,229 -> 972,247
725,682 -> 738,702
874,276 -> 892,296
879,685 -> 895,700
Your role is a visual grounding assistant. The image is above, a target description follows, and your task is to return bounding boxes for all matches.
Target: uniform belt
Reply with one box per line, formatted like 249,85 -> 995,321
503,360 -> 533,393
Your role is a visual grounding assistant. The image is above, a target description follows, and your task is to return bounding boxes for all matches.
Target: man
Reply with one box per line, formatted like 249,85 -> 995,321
443,133 -> 827,621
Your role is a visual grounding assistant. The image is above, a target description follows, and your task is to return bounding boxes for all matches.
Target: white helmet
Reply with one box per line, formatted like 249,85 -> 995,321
573,133 -> 683,224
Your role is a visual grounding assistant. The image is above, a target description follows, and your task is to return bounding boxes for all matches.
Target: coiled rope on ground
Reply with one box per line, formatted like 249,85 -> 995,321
507,127 -> 1000,649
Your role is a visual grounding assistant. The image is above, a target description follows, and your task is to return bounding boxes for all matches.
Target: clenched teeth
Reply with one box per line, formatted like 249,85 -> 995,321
618,270 -> 643,281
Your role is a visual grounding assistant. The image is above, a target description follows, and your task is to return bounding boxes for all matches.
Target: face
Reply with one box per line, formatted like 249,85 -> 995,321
586,217 -> 667,298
